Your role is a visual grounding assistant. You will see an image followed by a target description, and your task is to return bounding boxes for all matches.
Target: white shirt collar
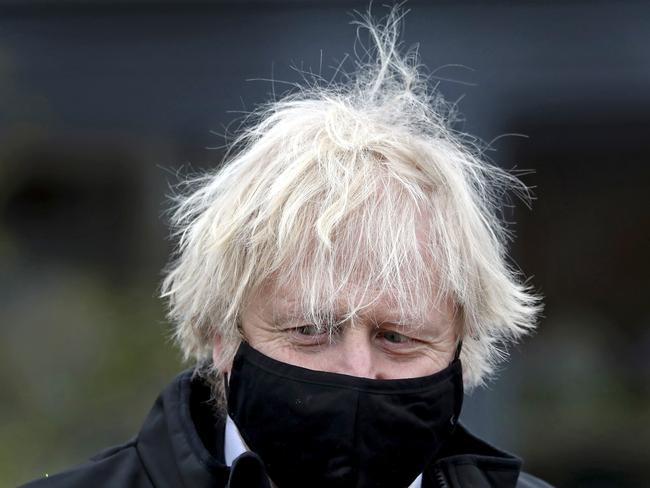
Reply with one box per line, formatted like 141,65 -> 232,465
224,414 -> 423,488
224,414 -> 248,467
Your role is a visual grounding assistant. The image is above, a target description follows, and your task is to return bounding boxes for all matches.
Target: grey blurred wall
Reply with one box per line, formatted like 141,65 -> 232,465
1,1 -> 648,486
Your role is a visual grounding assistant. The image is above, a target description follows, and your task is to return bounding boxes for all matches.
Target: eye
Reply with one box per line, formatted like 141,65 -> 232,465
286,324 -> 330,346
295,324 -> 323,336
377,330 -> 410,344
287,322 -> 341,347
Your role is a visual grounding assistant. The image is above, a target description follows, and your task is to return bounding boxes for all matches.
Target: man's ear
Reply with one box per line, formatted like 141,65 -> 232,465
212,334 -> 231,375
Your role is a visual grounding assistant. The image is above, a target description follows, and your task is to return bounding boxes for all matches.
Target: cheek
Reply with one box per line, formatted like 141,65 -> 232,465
378,351 -> 451,378
245,335 -> 289,360
276,343 -> 338,370
242,327 -> 317,367
416,353 -> 451,376
296,348 -> 351,372
250,339 -> 344,373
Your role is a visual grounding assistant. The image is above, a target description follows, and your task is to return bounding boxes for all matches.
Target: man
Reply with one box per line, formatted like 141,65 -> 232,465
22,8 -> 551,488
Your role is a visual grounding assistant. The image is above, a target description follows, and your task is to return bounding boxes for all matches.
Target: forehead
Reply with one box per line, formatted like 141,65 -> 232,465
249,278 -> 456,330
244,197 -> 457,331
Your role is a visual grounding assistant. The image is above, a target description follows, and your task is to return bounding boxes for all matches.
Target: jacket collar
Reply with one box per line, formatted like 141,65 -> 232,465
425,424 -> 522,487
136,370 -> 522,488
136,369 -> 230,487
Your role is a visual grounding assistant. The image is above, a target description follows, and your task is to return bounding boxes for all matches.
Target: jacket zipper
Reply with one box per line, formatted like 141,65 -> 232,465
434,467 -> 450,488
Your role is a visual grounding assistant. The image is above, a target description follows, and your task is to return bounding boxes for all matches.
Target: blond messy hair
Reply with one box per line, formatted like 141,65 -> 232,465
160,6 -> 541,389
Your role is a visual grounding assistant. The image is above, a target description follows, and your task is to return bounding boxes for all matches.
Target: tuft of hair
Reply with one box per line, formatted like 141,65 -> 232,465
160,5 -> 542,391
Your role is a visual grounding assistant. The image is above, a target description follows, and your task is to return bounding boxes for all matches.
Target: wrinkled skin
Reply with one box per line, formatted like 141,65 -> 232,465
215,281 -> 459,379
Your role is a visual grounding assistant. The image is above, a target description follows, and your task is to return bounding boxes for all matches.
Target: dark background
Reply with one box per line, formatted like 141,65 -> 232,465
1,1 -> 648,486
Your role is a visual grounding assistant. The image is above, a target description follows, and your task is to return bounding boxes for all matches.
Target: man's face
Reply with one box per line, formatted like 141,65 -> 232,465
229,281 -> 458,380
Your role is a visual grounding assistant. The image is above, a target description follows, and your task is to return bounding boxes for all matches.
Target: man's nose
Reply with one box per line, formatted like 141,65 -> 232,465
334,326 -> 381,379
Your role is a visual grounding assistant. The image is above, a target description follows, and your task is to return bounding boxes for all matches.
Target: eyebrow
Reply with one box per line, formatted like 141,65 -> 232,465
271,308 -> 427,328
272,309 -> 343,324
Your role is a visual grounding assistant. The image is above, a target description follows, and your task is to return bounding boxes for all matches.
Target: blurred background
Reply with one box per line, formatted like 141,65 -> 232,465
1,1 -> 648,486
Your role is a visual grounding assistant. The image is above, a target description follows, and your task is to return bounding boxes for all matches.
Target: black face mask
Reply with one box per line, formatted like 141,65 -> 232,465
226,341 -> 463,488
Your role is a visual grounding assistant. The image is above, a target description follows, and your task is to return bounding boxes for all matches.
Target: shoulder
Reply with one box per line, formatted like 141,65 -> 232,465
517,471 -> 555,488
19,438 -> 152,488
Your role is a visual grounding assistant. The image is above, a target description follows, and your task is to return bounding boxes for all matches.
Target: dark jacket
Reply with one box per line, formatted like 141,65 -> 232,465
20,370 -> 552,488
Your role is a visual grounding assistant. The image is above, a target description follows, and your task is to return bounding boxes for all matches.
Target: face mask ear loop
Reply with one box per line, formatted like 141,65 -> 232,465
223,371 -> 230,398
453,339 -> 463,361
